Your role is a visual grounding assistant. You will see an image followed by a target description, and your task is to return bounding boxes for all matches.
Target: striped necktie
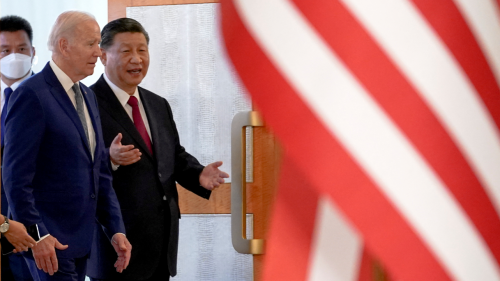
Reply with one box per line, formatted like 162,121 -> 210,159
72,83 -> 89,144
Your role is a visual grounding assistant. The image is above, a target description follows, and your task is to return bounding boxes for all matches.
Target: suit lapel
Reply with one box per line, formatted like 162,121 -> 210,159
43,64 -> 92,157
94,76 -> 154,160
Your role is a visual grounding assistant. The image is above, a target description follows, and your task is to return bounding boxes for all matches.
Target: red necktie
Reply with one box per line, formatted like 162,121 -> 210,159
127,96 -> 152,154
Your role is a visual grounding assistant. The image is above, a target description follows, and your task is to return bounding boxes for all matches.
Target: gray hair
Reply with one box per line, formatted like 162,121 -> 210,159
47,11 -> 95,52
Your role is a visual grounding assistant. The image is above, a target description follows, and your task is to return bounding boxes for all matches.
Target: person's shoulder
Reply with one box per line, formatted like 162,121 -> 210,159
21,71 -> 44,86
15,73 -> 45,96
89,75 -> 113,101
138,86 -> 166,103
89,82 -> 97,92
89,74 -> 105,91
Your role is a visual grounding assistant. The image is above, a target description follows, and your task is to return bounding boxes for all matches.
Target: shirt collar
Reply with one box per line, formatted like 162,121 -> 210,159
50,59 -> 78,92
1,71 -> 32,92
103,73 -> 140,107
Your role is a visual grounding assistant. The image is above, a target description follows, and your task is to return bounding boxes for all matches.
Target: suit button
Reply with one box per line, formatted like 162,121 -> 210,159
158,173 -> 162,178
91,194 -> 96,199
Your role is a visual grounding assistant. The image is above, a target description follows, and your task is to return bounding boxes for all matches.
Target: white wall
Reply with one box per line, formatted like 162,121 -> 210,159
0,0 -> 108,86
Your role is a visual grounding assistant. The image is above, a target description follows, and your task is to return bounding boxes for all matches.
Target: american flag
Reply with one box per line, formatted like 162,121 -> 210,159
221,0 -> 500,280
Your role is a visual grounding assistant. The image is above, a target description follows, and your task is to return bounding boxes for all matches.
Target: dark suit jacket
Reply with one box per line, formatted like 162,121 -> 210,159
1,71 -> 34,216
1,71 -> 36,281
86,75 -> 211,279
2,63 -> 125,259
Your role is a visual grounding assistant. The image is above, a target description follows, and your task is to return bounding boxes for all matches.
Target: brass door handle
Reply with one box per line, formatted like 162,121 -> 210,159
231,111 -> 265,254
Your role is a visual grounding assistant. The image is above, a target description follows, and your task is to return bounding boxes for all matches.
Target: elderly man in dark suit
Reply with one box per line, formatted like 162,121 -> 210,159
86,18 -> 229,280
3,11 -> 132,280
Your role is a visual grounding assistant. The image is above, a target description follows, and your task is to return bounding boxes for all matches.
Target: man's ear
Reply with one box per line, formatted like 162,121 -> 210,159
30,47 -> 36,65
100,48 -> 107,66
58,38 -> 69,57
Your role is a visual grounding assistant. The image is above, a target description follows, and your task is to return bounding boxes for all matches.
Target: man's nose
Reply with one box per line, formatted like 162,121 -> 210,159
130,51 -> 142,63
95,45 -> 102,57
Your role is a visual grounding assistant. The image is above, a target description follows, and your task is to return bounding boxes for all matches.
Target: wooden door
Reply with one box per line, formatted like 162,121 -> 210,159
108,1 -> 281,280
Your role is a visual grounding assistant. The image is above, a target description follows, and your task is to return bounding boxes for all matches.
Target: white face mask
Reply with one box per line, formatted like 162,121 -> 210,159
0,53 -> 32,79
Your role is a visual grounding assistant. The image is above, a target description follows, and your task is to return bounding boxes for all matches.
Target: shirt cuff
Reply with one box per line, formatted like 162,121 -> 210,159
111,233 -> 126,244
37,234 -> 50,243
111,160 -> 120,171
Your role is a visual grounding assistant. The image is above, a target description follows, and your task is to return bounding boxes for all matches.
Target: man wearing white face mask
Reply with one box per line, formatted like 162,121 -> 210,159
0,15 -> 37,281
0,15 -> 36,147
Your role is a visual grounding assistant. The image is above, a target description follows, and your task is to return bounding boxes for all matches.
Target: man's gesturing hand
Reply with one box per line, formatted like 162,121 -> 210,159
111,233 -> 132,273
3,220 -> 36,253
110,133 -> 141,166
32,235 -> 68,275
199,161 -> 230,190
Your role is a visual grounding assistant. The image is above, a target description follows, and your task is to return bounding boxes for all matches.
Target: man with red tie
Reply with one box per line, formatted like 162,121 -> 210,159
86,18 -> 229,280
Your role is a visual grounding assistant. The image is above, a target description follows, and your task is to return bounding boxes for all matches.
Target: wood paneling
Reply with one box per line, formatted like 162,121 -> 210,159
177,183 -> 231,213
108,0 -> 131,21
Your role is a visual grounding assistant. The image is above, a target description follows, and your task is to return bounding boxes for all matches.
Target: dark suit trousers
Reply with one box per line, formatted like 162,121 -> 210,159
2,253 -> 34,281
23,252 -> 88,281
90,201 -> 171,281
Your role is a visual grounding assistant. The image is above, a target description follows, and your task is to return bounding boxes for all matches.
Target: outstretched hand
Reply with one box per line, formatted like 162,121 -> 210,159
111,233 -> 132,273
199,161 -> 229,190
110,133 -> 141,166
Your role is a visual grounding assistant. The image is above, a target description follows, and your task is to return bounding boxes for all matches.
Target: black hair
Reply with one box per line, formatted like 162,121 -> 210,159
100,18 -> 149,49
0,15 -> 33,44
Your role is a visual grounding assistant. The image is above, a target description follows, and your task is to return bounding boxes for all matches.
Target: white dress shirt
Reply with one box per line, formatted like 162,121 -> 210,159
1,71 -> 31,114
103,73 -> 153,142
50,60 -> 96,160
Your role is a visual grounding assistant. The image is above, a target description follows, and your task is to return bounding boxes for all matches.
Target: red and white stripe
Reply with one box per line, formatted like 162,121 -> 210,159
308,196 -> 363,281
221,0 -> 500,280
